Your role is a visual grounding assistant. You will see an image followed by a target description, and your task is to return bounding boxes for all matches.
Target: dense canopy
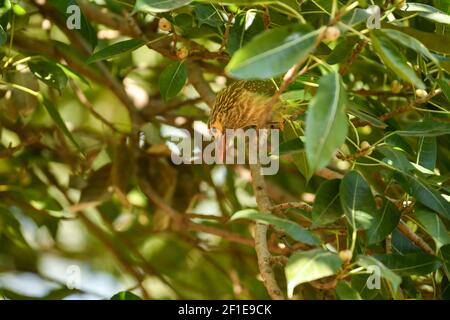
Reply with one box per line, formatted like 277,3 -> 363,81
0,0 -> 450,300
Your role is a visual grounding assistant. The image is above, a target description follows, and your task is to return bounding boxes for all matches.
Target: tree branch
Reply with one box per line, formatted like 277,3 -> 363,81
397,219 -> 435,256
249,163 -> 285,300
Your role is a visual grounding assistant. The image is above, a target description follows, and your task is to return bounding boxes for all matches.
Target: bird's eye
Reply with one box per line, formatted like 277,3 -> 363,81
210,127 -> 218,136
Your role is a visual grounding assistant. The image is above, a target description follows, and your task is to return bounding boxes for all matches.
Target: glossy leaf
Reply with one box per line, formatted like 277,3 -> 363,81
28,61 -> 68,92
276,138 -> 304,156
440,244 -> 450,277
378,29 -> 439,65
0,25 -> 6,45
133,0 -> 192,13
356,255 -> 402,292
40,96 -> 82,153
87,39 -> 146,64
158,61 -> 188,101
111,291 -> 142,300
227,11 -> 265,55
312,179 -> 342,226
371,30 -> 425,89
305,72 -> 348,173
417,137 -> 437,171
336,281 -> 362,300
374,253 -> 442,276
396,173 -> 450,219
230,209 -> 320,245
340,171 -> 377,230
49,0 -> 97,50
366,199 -> 401,244
285,248 -> 342,298
415,209 -> 450,249
400,3 -> 450,25
437,77 -> 450,102
396,120 -> 450,137
226,24 -> 322,79
377,145 -> 414,173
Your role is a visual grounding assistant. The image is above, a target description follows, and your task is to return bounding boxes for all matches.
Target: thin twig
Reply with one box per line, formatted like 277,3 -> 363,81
397,219 -> 435,256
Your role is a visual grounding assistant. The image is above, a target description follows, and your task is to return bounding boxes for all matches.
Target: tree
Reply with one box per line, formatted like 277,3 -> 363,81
0,0 -> 450,300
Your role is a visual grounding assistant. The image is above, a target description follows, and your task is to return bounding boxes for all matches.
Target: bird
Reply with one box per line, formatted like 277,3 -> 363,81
208,80 -> 286,160
208,80 -> 281,134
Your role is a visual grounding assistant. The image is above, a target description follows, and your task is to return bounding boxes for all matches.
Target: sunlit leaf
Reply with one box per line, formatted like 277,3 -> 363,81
87,39 -> 147,64
226,24 -> 322,79
230,209 -> 320,245
286,248 -> 342,298
312,179 -> 342,226
158,61 -> 188,101
371,30 -> 425,89
340,171 -> 377,230
133,0 -> 192,13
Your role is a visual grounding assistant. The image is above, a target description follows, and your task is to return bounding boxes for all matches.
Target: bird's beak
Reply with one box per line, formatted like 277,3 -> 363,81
211,128 -> 225,163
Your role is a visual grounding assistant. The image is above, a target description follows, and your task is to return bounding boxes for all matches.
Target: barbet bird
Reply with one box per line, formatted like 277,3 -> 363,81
208,80 -> 285,159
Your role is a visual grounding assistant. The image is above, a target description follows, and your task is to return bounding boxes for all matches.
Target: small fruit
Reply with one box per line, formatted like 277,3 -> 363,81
360,141 -> 373,156
391,80 -> 402,94
339,250 -> 353,263
415,88 -> 428,98
394,0 -> 406,9
158,18 -> 172,32
176,47 -> 189,60
324,26 -> 341,41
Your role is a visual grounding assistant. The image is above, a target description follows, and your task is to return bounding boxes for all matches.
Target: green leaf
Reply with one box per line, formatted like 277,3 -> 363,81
381,24 -> 450,54
371,30 -> 425,89
336,281 -> 362,300
133,0 -> 192,13
57,63 -> 90,86
327,37 -> 358,65
111,291 -> 142,300
395,173 -> 450,219
415,209 -> 450,249
400,3 -> 450,25
305,72 -> 348,173
28,61 -> 68,92
40,96 -> 82,153
283,120 -> 312,180
378,29 -> 440,65
440,244 -> 450,277
366,199 -> 401,244
226,10 -> 264,55
230,209 -> 320,245
347,105 -> 387,129
396,120 -> 450,137
87,39 -> 146,64
226,24 -> 322,79
377,145 -> 414,173
437,77 -> 450,102
312,179 -> 343,226
0,25 -> 6,45
158,61 -> 188,101
417,137 -> 437,171
340,171 -> 377,230
285,248 -> 342,298
356,255 -> 402,292
49,0 -> 97,50
374,253 -> 442,276
275,138 -> 304,156
194,3 -> 224,27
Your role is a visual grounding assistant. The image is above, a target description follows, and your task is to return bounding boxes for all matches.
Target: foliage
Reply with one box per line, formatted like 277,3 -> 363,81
0,0 -> 450,300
